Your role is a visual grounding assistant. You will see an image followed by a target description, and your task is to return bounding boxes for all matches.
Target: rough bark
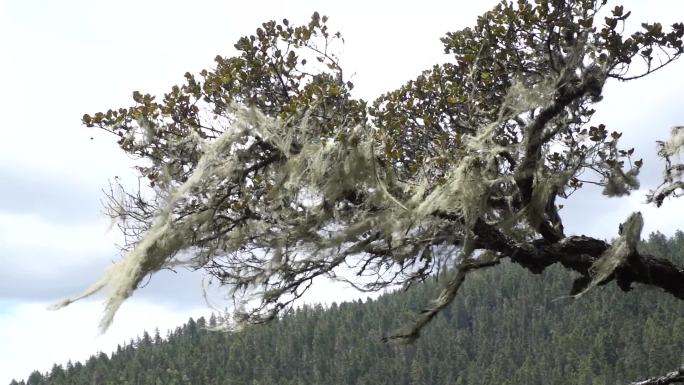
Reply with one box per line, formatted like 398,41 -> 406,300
473,219 -> 684,300
630,366 -> 684,385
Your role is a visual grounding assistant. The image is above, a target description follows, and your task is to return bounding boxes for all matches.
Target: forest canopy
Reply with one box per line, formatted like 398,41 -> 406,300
17,233 -> 684,385
57,0 -> 684,345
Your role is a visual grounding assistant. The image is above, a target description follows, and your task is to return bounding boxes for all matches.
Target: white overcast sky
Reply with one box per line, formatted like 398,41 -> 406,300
1,0 -> 683,383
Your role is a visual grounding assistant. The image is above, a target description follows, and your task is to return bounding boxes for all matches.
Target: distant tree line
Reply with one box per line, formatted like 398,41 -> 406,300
14,232 -> 684,385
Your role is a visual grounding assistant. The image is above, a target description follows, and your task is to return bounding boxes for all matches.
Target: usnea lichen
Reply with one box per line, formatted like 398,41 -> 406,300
573,211 -> 643,298
56,25 -> 645,332
662,126 -> 684,157
648,126 -> 684,206
54,74 -> 562,330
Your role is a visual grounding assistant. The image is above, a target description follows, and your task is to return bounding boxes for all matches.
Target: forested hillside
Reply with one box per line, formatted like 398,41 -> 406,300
14,232 -> 684,385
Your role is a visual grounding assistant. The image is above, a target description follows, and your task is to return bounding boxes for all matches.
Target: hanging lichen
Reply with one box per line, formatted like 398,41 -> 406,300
573,212 -> 643,298
63,2 -> 684,334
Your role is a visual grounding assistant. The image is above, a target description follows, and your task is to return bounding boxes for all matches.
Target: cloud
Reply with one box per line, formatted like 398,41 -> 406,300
0,301 -> 14,316
0,213 -> 116,301
0,299 -> 209,385
0,166 -> 104,223
0,250 -> 109,302
0,212 -> 210,308
0,0 -> 682,383
592,64 -> 683,189
0,213 -> 115,259
561,185 -> 684,241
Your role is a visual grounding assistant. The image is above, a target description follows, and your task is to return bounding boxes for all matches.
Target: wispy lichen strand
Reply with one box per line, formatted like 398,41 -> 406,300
58,71 -> 581,331
66,3 -> 684,334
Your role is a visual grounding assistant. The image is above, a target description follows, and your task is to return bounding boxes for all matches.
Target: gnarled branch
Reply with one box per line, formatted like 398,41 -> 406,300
629,366 -> 684,385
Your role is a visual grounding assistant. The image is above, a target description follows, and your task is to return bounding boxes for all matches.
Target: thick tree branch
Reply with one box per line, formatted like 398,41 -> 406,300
514,74 -> 601,242
473,219 -> 684,300
629,366 -> 684,385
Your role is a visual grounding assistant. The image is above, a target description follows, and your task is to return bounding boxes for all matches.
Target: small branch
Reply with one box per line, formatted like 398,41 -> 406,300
382,255 -> 500,343
629,365 -> 684,385
648,181 -> 684,207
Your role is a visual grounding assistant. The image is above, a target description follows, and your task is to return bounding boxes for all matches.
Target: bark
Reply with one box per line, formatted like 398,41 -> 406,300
629,366 -> 684,385
473,219 -> 684,300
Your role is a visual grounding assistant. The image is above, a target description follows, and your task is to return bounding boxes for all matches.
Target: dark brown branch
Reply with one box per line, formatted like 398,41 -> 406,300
629,365 -> 684,385
514,77 -> 599,242
473,219 -> 684,300
382,255 -> 500,343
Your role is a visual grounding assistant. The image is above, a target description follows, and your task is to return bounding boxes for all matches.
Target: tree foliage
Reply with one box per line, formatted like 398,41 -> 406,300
59,0 -> 684,340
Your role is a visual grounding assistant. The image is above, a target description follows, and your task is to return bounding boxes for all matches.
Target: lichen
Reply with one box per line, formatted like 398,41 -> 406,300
602,166 -> 640,197
55,62 -> 596,332
573,212 -> 643,298
662,126 -> 684,157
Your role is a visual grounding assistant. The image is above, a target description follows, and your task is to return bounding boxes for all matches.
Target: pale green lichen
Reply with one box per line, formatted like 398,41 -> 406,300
573,211 -> 643,298
55,64 -> 593,331
602,166 -> 640,197
662,126 -> 684,157
646,126 -> 684,206
525,168 -> 573,229
51,118 -> 240,330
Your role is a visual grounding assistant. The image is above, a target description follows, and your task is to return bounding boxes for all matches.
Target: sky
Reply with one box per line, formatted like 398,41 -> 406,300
1,0 -> 683,383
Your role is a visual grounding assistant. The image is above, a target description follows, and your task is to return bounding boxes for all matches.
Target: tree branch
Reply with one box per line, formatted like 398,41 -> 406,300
473,219 -> 684,300
629,366 -> 684,385
382,255 -> 500,343
514,73 -> 601,243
